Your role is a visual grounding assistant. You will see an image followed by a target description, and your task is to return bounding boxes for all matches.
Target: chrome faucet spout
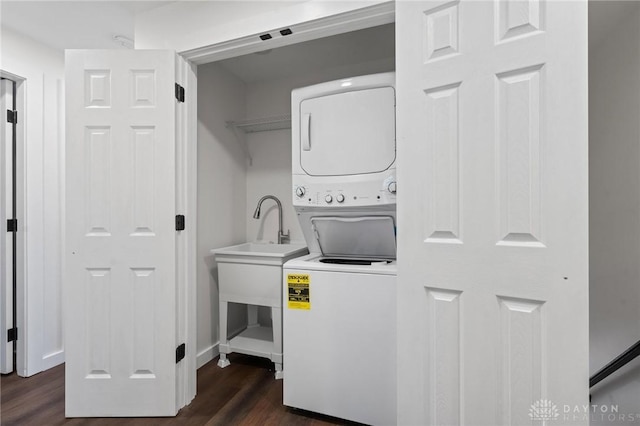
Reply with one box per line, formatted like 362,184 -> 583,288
253,195 -> 289,244
252,206 -> 261,219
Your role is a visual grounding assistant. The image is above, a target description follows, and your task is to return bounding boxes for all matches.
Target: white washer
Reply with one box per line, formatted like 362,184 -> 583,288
283,254 -> 396,426
284,72 -> 397,425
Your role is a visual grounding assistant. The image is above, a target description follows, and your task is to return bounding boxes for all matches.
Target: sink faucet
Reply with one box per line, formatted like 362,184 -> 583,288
252,195 -> 290,244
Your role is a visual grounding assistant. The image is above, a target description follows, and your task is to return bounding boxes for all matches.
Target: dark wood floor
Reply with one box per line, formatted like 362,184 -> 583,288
1,354 -> 355,426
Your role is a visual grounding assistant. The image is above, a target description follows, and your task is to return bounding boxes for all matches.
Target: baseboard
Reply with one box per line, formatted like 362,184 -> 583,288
197,323 -> 247,369
196,343 -> 219,369
41,350 -> 64,372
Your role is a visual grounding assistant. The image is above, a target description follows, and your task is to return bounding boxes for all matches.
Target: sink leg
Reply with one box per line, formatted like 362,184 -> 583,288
218,353 -> 230,368
218,299 -> 230,368
272,305 -> 283,380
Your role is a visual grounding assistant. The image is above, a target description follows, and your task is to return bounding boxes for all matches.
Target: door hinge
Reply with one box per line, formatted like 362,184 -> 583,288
176,343 -> 186,363
7,327 -> 17,342
175,83 -> 185,103
7,219 -> 17,232
175,214 -> 185,231
6,109 -> 17,124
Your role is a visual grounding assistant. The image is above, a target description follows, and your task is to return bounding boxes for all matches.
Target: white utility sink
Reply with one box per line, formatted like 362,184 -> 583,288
211,242 -> 308,378
211,242 -> 308,259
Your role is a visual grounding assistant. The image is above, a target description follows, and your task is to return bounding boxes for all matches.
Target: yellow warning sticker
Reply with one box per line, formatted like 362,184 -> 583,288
287,273 -> 310,310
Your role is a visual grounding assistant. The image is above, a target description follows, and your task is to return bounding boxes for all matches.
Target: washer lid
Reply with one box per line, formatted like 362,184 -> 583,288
310,216 -> 396,259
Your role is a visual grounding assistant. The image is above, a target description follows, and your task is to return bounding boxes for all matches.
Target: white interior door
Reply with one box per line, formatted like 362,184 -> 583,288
0,78 -> 15,374
396,1 -> 589,425
65,50 -> 180,417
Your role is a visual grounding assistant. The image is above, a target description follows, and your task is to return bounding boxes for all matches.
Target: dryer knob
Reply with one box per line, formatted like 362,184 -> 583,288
325,195 -> 333,203
295,186 -> 306,197
387,181 -> 397,194
336,194 -> 345,203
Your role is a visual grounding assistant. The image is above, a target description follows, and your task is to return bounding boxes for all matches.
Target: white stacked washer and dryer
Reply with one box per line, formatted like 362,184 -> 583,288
282,72 -> 397,425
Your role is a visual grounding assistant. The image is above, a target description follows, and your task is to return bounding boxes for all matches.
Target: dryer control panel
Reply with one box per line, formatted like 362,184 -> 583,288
293,173 -> 396,208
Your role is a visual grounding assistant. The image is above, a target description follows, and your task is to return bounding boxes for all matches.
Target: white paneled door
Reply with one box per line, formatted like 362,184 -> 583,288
396,1 -> 588,425
65,50 -> 181,417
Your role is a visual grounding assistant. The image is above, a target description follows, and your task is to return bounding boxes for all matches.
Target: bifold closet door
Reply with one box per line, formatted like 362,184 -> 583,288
65,49 -> 179,417
396,1 -> 589,424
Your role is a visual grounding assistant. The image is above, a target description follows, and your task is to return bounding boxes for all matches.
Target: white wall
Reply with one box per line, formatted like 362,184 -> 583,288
244,58 -> 394,244
589,3 -> 640,421
135,0 -> 388,53
0,27 -> 64,376
196,62 -> 248,367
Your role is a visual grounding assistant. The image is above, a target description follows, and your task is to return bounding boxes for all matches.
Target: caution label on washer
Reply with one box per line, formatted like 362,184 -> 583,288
287,274 -> 310,310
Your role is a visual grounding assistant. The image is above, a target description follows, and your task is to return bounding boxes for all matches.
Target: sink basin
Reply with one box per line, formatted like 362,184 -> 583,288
211,242 -> 308,258
211,242 -> 309,307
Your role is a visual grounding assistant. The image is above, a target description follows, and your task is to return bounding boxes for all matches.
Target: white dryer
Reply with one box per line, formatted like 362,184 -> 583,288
291,71 -> 397,233
283,72 -> 397,425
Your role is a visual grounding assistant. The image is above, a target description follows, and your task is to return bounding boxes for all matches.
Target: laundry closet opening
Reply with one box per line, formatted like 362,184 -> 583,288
194,23 -> 395,367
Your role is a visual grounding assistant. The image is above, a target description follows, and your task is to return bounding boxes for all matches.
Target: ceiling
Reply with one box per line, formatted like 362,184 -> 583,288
216,23 -> 396,84
0,1 -> 173,50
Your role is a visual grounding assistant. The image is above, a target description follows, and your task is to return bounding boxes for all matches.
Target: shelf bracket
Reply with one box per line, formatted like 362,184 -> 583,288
227,124 -> 253,166
225,115 -> 292,166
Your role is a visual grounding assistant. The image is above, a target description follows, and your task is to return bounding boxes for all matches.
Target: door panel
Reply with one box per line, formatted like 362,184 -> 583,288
65,50 -> 178,417
396,1 -> 588,424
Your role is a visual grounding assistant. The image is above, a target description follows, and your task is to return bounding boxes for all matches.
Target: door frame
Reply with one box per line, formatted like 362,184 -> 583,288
0,70 -> 26,376
179,2 -> 395,65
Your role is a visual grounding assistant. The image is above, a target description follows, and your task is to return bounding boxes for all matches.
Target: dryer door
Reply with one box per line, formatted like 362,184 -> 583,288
299,87 -> 395,176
